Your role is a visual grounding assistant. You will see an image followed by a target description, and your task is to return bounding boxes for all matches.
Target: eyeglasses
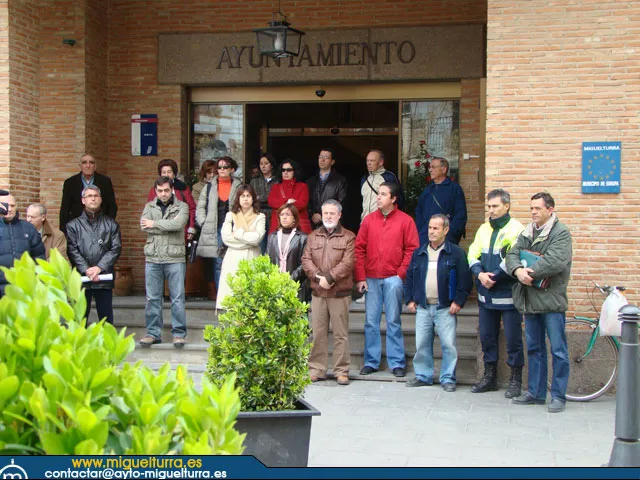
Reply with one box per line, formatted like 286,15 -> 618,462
281,167 -> 294,172
318,155 -> 332,160
83,194 -> 101,199
218,165 -> 232,170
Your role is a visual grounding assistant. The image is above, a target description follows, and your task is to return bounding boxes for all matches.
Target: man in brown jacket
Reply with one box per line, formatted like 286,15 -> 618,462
302,199 -> 356,385
26,203 -> 68,261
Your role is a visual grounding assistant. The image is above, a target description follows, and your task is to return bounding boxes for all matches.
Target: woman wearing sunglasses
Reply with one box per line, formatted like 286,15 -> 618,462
267,159 -> 311,234
195,156 -> 241,298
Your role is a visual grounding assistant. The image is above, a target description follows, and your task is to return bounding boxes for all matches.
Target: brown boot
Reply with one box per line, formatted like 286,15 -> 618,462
207,281 -> 217,300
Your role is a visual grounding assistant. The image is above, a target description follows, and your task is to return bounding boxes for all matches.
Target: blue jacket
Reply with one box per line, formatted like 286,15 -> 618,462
415,178 -> 467,245
0,215 -> 46,295
404,240 -> 472,310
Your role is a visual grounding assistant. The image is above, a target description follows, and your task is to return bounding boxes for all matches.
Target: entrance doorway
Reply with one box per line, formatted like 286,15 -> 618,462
246,102 -> 399,232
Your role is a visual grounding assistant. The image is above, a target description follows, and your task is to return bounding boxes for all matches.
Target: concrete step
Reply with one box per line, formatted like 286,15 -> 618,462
127,342 -> 478,384
98,296 -> 481,384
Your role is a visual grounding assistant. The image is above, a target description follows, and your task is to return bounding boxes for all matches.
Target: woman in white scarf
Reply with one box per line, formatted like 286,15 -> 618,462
266,204 -> 310,303
216,185 -> 266,309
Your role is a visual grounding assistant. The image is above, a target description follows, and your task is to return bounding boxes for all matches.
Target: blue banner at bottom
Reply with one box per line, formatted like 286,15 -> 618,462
0,455 -> 638,479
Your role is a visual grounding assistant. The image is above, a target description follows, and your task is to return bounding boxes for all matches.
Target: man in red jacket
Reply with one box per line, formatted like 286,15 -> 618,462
355,182 -> 420,377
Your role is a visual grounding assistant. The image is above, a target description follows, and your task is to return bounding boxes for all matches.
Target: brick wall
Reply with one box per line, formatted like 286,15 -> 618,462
5,0 -> 40,207
486,0 -> 640,311
106,0 -> 488,291
39,0 -> 86,221
0,3 -> 9,191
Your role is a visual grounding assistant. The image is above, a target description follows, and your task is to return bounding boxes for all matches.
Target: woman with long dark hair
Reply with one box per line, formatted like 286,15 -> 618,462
266,203 -> 309,302
215,185 -> 266,309
250,152 -> 277,253
267,159 -> 311,234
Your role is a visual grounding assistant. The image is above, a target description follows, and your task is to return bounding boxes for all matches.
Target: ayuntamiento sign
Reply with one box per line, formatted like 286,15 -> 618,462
158,25 -> 484,85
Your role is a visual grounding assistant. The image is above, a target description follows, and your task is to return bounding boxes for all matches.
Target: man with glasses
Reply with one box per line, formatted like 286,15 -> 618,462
66,185 -> 122,324
307,148 -> 347,230
415,157 -> 467,245
60,153 -> 118,233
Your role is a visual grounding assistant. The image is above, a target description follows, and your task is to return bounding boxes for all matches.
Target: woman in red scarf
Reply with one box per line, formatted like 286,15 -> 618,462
267,159 -> 311,234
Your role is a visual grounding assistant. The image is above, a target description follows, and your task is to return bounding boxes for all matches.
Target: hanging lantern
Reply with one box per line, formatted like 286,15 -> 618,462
254,3 -> 305,58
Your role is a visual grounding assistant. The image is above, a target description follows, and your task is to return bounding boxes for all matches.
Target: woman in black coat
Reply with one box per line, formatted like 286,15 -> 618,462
266,203 -> 310,303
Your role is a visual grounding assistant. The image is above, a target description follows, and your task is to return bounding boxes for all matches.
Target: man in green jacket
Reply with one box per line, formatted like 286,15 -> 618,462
505,192 -> 572,413
139,176 -> 189,348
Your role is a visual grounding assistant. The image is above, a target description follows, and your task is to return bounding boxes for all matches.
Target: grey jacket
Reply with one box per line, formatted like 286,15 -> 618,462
505,214 -> 572,314
141,197 -> 189,264
195,176 -> 241,258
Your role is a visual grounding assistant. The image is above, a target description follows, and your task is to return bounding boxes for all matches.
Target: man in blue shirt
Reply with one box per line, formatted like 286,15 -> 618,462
415,157 -> 467,245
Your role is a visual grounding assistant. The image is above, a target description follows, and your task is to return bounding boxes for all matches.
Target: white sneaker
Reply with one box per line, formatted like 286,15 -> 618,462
355,296 -> 365,304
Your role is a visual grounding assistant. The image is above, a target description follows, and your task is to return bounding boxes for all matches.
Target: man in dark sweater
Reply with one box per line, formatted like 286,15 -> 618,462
0,190 -> 46,297
307,148 -> 347,229
60,154 -> 118,232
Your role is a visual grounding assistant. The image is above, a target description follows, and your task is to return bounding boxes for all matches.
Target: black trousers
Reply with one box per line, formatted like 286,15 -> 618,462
85,288 -> 114,324
478,306 -> 524,367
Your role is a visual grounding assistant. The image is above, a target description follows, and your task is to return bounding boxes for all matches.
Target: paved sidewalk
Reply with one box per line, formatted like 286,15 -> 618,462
303,379 -> 616,468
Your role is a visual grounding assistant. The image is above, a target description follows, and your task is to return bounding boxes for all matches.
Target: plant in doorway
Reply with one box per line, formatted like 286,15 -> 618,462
405,140 -> 432,216
204,255 -> 318,466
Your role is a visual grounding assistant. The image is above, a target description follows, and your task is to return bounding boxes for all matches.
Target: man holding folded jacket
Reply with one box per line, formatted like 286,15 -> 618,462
505,192 -> 572,413
66,184 -> 122,324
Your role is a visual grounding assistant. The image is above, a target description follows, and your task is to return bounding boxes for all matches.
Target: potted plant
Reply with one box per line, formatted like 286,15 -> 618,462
204,255 -> 319,467
0,250 -> 245,456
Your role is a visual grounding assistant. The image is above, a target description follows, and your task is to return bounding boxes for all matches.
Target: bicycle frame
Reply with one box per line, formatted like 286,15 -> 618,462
574,314 -> 621,358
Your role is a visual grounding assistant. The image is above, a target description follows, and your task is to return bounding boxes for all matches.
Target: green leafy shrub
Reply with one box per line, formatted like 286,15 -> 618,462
0,250 -> 245,455
204,256 -> 311,411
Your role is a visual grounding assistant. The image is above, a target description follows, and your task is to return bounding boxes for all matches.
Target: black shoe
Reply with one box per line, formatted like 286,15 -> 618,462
406,377 -> 432,387
392,367 -> 406,378
442,383 -> 456,392
504,366 -> 523,399
359,366 -> 378,375
513,391 -> 545,405
471,362 -> 499,393
548,398 -> 566,413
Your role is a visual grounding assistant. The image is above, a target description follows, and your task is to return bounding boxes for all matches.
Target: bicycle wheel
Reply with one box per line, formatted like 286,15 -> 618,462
562,319 -> 618,401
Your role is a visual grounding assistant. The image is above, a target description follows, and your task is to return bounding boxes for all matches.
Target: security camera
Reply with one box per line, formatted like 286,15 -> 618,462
315,89 -> 326,98
330,127 -> 340,135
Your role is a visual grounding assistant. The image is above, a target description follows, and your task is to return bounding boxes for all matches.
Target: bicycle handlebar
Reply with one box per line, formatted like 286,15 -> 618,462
594,282 -> 625,294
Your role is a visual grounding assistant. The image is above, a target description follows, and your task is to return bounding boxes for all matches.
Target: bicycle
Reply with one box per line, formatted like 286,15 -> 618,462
560,283 -> 624,402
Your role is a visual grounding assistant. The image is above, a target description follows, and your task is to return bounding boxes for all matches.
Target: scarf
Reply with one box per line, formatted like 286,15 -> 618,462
232,209 -> 258,231
489,213 -> 511,230
276,227 -> 297,273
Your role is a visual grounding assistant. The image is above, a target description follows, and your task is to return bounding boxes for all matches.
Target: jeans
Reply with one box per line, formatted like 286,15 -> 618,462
363,276 -> 405,370
524,312 -> 570,402
85,288 -> 114,324
145,262 -> 187,339
478,306 -> 524,367
414,305 -> 458,384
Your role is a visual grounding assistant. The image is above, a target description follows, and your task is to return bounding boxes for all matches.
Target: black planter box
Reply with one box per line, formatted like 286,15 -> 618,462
236,398 -> 321,467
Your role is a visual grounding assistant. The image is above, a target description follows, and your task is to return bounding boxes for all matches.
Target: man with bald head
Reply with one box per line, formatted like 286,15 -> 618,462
27,203 -> 68,261
60,153 -> 118,232
0,190 -> 46,296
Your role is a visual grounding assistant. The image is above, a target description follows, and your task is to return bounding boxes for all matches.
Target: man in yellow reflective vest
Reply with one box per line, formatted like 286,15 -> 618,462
467,189 -> 524,398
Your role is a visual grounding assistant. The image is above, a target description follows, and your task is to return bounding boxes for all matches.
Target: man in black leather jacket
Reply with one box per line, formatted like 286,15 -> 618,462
307,148 -> 347,229
66,185 -> 122,324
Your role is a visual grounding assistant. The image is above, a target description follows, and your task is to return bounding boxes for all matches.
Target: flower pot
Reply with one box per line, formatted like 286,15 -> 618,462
235,398 -> 320,467
113,266 -> 133,296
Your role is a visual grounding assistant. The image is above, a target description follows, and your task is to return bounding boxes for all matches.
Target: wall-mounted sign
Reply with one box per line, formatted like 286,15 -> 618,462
131,114 -> 158,156
582,141 -> 621,194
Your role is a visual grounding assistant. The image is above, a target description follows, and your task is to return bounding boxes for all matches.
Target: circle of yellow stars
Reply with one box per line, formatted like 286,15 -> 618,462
587,153 -> 617,181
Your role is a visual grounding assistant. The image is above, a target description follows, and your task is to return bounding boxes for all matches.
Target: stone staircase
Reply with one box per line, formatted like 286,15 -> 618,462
92,297 -> 481,384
